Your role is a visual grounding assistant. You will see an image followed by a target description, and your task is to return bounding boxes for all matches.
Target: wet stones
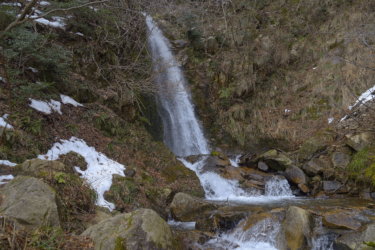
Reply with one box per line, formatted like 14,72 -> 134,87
170,193 -> 217,221
323,210 -> 362,231
283,206 -> 312,250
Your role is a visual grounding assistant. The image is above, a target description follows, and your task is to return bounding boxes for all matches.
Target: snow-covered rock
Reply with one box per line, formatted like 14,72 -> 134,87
38,137 -> 126,210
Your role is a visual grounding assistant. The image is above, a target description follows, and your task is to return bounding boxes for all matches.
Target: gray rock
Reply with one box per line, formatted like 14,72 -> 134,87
257,161 -> 269,172
259,149 -> 294,171
285,166 -> 307,185
170,192 -> 217,221
346,132 -> 374,151
302,158 -> 325,176
334,223 -> 375,249
331,152 -> 351,169
0,176 -> 60,229
82,208 -> 174,250
323,181 -> 342,193
283,206 -> 312,250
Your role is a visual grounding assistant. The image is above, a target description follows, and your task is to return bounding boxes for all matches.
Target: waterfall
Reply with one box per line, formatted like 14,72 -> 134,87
146,14 -> 293,202
146,15 -> 209,157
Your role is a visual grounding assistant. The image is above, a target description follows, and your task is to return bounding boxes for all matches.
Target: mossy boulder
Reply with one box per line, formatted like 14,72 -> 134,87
14,159 -> 96,233
283,206 -> 312,250
296,130 -> 335,161
161,162 -> 204,197
0,176 -> 60,229
82,208 -> 175,250
257,149 -> 294,171
169,192 -> 217,222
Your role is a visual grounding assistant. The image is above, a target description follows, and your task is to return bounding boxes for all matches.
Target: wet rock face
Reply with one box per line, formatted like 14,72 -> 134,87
334,223 -> 375,250
82,208 -> 175,250
323,210 -> 363,231
169,192 -> 217,221
0,176 -> 60,229
283,206 -> 312,250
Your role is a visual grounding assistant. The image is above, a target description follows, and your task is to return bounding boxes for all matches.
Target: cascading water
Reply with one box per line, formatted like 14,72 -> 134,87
146,14 -> 294,249
146,15 -> 209,157
146,14 -> 293,201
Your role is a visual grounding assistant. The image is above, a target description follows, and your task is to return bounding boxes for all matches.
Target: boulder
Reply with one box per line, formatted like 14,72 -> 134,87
285,166 -> 307,185
283,206 -> 312,250
196,208 -> 247,233
323,210 -> 362,230
206,36 -> 219,54
0,176 -> 60,229
257,161 -> 269,171
15,158 -> 68,176
302,158 -> 325,176
333,223 -> 375,250
346,132 -> 374,151
323,180 -> 343,193
82,208 -> 175,250
331,152 -> 351,169
258,149 -> 294,171
170,193 -> 217,221
296,130 -> 335,161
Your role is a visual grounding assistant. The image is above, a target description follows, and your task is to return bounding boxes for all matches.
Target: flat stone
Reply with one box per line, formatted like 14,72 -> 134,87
323,180 -> 342,192
323,210 -> 362,230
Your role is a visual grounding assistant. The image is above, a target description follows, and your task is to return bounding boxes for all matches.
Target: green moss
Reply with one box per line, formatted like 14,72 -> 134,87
114,237 -> 126,250
348,146 -> 375,185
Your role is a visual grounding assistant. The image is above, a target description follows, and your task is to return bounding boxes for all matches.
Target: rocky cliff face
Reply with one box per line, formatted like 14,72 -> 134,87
154,0 -> 375,151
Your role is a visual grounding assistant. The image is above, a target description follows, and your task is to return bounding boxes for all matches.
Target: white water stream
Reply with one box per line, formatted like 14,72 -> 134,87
146,15 -> 294,249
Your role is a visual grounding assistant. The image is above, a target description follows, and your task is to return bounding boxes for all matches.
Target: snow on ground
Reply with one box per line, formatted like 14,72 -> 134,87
0,175 -> 14,185
1,2 -> 21,6
349,85 -> 375,110
0,76 -> 6,83
284,109 -> 291,113
0,160 -> 17,167
35,17 -> 66,29
49,99 -> 62,114
29,98 -> 56,114
38,137 -> 126,210
0,114 -> 14,129
328,117 -> 334,124
39,1 -> 50,6
60,94 -> 83,107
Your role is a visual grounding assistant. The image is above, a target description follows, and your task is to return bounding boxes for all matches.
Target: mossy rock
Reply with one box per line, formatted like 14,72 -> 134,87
348,146 -> 375,186
296,129 -> 336,161
82,208 -> 176,250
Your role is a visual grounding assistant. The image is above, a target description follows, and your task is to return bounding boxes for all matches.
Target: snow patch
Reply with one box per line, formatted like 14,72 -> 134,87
29,99 -> 52,114
0,114 -> 14,129
328,117 -> 334,124
38,137 -> 125,210
349,85 -> 375,110
60,94 -> 83,107
0,160 -> 17,167
0,175 -> 14,185
35,17 -> 66,29
27,67 -> 38,73
0,76 -> 6,83
39,1 -> 50,6
284,109 -> 291,113
1,2 -> 21,7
